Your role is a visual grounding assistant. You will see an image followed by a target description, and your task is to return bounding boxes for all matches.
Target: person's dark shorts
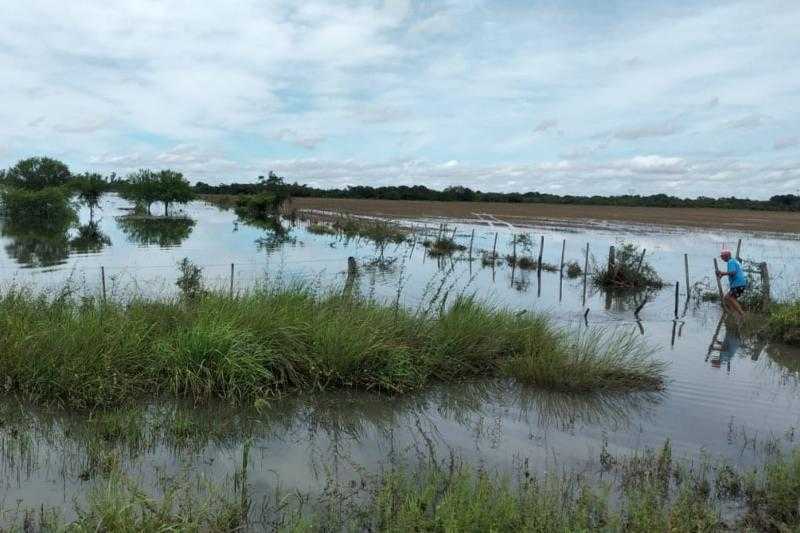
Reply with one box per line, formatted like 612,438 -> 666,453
728,286 -> 746,299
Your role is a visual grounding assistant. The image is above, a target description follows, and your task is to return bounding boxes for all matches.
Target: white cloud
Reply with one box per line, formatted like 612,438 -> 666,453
273,129 -> 326,150
725,113 -> 765,130
774,136 -> 799,151
0,0 -> 798,198
612,122 -> 681,140
533,119 -> 559,134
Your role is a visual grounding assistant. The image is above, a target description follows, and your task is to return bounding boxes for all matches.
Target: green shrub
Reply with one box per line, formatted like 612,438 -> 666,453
593,243 -> 663,289
0,186 -> 76,220
768,301 -> 800,345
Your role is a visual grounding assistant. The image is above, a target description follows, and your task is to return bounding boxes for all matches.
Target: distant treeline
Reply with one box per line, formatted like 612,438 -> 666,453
195,175 -> 800,212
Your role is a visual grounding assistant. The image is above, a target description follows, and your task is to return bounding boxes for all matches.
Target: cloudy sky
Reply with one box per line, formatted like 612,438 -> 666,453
1,1 -> 799,198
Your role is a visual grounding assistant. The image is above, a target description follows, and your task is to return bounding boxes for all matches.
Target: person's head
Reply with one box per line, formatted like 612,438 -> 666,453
720,249 -> 731,261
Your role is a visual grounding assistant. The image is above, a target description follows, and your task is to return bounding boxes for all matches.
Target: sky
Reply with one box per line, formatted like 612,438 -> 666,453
1,0 -> 799,198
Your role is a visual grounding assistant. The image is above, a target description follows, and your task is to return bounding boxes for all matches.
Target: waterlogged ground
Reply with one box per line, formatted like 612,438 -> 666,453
1,195 -> 800,523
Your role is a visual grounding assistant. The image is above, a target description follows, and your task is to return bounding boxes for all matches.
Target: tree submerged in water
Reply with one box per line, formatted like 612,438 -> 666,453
120,169 -> 194,216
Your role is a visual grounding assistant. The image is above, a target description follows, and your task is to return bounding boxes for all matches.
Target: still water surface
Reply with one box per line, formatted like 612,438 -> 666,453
1,196 -> 799,518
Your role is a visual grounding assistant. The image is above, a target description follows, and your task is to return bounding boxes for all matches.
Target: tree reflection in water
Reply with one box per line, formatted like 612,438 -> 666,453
69,221 -> 112,254
116,215 -> 196,247
0,210 -> 77,268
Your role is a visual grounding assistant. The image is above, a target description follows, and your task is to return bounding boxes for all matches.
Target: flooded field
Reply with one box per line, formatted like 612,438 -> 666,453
2,196 -> 800,526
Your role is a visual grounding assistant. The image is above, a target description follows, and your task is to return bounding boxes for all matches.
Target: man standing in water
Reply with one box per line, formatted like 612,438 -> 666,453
716,249 -> 747,319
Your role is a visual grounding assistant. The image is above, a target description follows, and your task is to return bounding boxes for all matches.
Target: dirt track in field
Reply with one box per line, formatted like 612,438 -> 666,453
291,197 -> 800,234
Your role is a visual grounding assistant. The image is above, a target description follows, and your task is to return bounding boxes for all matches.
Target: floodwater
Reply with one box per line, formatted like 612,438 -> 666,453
1,195 -> 800,521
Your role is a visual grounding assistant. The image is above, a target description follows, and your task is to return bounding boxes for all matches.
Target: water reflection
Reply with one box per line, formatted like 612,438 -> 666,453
250,215 -> 296,253
69,221 -> 112,254
116,215 -> 195,247
1,212 -> 77,268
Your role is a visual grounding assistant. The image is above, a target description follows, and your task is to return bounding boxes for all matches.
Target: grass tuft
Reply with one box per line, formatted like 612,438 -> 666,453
423,237 -> 466,256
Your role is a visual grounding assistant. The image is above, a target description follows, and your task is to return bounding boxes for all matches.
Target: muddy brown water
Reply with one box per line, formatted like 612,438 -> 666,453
1,196 -> 800,522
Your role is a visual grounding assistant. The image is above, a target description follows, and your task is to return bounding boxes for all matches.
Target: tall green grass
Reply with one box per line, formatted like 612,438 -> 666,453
0,286 -> 665,408
767,301 -> 800,345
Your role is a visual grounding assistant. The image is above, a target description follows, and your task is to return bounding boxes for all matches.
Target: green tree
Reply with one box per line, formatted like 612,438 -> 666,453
156,170 -> 194,216
121,170 -> 160,215
71,172 -> 109,221
1,157 -> 71,190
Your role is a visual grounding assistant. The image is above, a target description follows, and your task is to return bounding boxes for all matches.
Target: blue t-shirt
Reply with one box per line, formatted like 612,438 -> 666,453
727,258 -> 747,288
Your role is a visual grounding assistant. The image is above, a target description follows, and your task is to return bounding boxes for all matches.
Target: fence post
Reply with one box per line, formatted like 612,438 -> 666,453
559,238 -> 566,276
735,239 -> 742,261
512,235 -> 517,262
713,258 -> 724,305
674,282 -> 680,319
537,235 -> 545,275
760,262 -> 771,311
636,249 -> 647,274
684,254 -> 690,298
101,266 -> 106,301
468,228 -> 475,261
451,226 -> 457,240
230,263 -> 235,296
492,232 -> 498,260
608,245 -> 616,273
582,242 -> 590,303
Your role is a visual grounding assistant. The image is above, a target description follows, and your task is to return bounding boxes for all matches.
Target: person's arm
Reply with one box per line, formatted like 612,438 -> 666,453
716,261 -> 736,278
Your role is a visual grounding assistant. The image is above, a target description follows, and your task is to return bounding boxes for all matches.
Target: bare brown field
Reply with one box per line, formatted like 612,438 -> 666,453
291,197 -> 800,234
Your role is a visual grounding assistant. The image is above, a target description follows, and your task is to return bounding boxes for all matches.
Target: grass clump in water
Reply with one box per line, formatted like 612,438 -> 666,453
423,237 -> 467,256
0,287 -> 665,408
767,301 -> 800,346
593,243 -> 663,289
565,260 -> 583,278
505,254 -> 559,272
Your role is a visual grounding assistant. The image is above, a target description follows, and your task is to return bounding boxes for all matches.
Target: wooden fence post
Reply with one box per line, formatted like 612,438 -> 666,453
608,245 -> 616,274
760,262 -> 771,311
582,242 -> 590,303
635,249 -> 646,274
713,258 -> 724,305
101,266 -> 106,301
684,254 -> 690,298
674,282 -> 680,319
537,235 -> 545,274
492,232 -> 498,260
468,228 -> 475,261
230,263 -> 235,296
735,239 -> 742,261
559,238 -> 566,276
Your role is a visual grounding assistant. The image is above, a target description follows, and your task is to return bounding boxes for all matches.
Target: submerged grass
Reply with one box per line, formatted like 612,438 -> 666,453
8,439 -> 800,531
0,287 -> 665,408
